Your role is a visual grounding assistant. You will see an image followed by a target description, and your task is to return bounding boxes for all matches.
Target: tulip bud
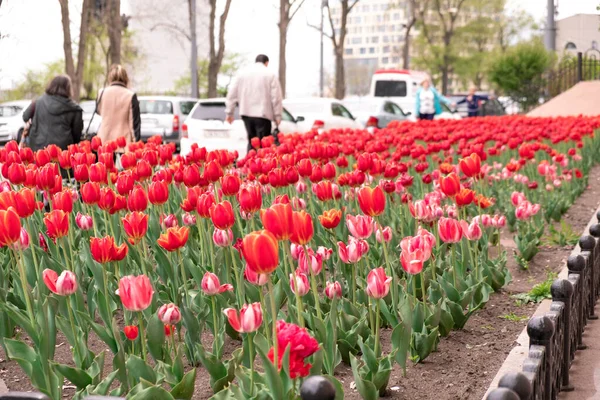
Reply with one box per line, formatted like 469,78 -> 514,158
325,281 -> 342,299
158,303 -> 182,325
43,269 -> 78,296
182,212 -> 197,226
201,272 -> 233,295
161,214 -> 178,229
290,272 -> 310,296
124,325 -> 139,340
244,265 -> 269,286
76,212 -> 93,231
366,267 -> 392,299
213,228 -> 234,247
11,227 -> 30,251
223,302 -> 263,333
375,226 -> 392,243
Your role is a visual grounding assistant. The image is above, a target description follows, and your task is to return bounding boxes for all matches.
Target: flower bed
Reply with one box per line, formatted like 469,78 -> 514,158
0,115 -> 599,399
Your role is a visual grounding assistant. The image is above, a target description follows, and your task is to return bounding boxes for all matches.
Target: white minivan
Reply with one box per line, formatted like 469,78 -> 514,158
370,69 -> 429,115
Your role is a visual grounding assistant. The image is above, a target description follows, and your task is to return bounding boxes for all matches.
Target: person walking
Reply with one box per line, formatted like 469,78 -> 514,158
225,54 -> 283,152
457,86 -> 492,117
96,64 -> 141,148
22,75 -> 83,151
415,78 -> 454,121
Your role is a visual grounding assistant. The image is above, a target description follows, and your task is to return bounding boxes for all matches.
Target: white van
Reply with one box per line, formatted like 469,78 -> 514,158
369,69 -> 429,116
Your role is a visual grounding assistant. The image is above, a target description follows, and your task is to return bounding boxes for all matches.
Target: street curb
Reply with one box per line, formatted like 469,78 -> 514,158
482,204 -> 600,399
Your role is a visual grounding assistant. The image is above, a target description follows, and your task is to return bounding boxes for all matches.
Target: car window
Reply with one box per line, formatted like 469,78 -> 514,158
0,106 -> 22,117
79,102 -> 96,114
383,102 -> 395,114
284,103 -> 323,115
282,108 -> 294,122
332,103 -> 354,120
139,100 -> 174,115
390,102 -> 406,115
191,102 -> 239,120
179,101 -> 196,116
374,80 -> 407,97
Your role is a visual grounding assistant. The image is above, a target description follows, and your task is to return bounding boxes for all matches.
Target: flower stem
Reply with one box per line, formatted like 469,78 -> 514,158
258,288 -> 270,343
412,275 -> 418,303
211,295 -> 221,358
229,246 -> 243,306
267,279 -> 278,369
351,264 -> 357,306
284,245 -> 304,327
374,300 -> 381,357
67,297 -> 82,367
14,249 -> 34,325
248,333 -> 255,396
308,268 -> 322,320
451,244 -> 457,288
177,250 -> 189,308
138,312 -> 147,361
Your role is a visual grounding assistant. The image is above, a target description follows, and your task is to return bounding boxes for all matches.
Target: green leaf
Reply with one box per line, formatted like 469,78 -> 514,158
52,363 -> 92,389
147,314 -> 166,362
391,322 -> 410,373
126,355 -> 157,384
170,369 -> 196,400
129,385 -> 175,400
410,326 -> 439,363
256,342 -> 284,400
349,355 -> 378,400
323,375 -> 345,400
93,369 -> 119,395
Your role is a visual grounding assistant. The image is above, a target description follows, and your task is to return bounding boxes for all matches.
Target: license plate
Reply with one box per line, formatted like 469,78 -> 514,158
204,130 -> 229,138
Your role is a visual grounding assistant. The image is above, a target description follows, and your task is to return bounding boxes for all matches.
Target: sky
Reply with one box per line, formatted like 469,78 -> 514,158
0,0 -> 599,96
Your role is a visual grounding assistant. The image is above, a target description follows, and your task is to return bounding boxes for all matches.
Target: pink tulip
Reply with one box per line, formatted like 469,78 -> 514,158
39,233 -> 48,252
292,197 -> 306,210
399,231 -> 434,275
375,226 -> 392,243
325,281 -> 342,299
510,191 -> 526,207
338,236 -> 369,264
297,248 -> 323,275
492,215 -> 506,228
290,243 -> 303,260
412,227 -> 435,260
117,275 -> 153,311
366,267 -> 392,299
460,220 -> 482,241
182,212 -> 197,226
345,214 -> 374,239
295,181 -> 307,193
158,303 -> 181,325
410,200 -> 434,222
201,272 -> 234,295
290,272 -> 310,296
161,214 -> 178,229
213,228 -> 234,247
223,302 -> 262,333
75,212 -> 93,230
244,265 -> 269,286
11,228 -> 29,250
515,201 -> 540,220
317,246 -> 333,260
43,269 -> 77,296
438,217 -> 463,243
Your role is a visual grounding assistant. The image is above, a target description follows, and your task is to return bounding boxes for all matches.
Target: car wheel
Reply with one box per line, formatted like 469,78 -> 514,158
16,128 -> 24,144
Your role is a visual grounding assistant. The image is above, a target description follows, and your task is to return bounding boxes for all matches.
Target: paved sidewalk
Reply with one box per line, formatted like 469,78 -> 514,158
559,302 -> 600,400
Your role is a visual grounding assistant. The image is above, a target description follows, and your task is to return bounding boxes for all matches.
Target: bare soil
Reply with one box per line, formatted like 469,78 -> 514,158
3,166 -> 600,399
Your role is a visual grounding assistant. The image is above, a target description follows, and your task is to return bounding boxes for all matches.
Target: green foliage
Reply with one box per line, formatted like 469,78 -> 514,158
488,39 -> 553,111
513,272 -> 557,304
543,221 -> 580,247
499,312 -> 529,322
173,53 -> 244,98
2,61 -> 63,101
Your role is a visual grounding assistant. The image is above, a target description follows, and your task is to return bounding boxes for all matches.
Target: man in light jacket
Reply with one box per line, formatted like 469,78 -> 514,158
225,54 -> 283,151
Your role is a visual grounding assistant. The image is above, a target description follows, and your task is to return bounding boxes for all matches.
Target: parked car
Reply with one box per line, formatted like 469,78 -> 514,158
369,69 -> 430,115
436,103 -> 463,120
282,98 -> 363,133
138,96 -> 198,145
0,100 -> 31,144
343,97 -> 411,130
80,100 -> 102,136
448,93 -> 506,118
180,98 -> 301,158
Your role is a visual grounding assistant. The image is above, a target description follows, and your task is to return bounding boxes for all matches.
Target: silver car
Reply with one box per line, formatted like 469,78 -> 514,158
0,100 -> 31,143
138,96 -> 198,145
80,100 -> 102,136
343,97 -> 411,130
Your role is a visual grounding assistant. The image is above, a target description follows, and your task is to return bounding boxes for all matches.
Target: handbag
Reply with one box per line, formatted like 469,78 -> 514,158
19,100 -> 35,148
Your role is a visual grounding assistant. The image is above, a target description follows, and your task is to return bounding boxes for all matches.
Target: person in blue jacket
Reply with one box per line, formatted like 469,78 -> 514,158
457,86 -> 492,117
415,78 -> 454,121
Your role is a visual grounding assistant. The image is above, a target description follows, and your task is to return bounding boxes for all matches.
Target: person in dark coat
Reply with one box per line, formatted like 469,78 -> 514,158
456,86 -> 492,118
22,75 -> 83,151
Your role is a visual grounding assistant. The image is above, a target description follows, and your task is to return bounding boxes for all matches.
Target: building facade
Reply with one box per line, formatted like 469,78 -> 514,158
556,14 -> 600,57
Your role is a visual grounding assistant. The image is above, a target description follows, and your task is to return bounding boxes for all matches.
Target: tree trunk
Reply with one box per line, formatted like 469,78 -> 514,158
58,0 -> 76,82
207,60 -> 219,98
74,0 -> 92,101
207,0 -> 232,98
189,0 -> 199,97
278,1 -> 288,97
402,24 -> 413,69
334,49 -> 345,99
107,0 -> 122,65
441,64 -> 449,95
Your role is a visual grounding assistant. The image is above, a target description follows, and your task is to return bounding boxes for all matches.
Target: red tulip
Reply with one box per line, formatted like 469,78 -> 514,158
325,281 -> 342,299
313,181 -> 334,201
221,174 -> 241,196
183,164 -> 201,187
196,193 -> 215,218
204,160 -> 224,183
213,228 -> 234,247
98,187 -> 116,211
318,209 -> 342,229
267,320 -> 319,378
158,303 -> 181,325
43,269 -> 77,296
238,183 -> 262,214
223,302 -> 263,333
290,210 -> 313,245
290,272 -> 310,296
90,236 -> 120,263
241,230 -> 279,274
118,275 -> 153,311
14,188 -> 36,218
122,212 -> 149,244
260,203 -> 293,241
366,267 -> 392,299
44,210 -> 69,239
0,191 -> 16,211
201,272 -> 233,295
136,159 -> 153,181
89,163 -> 107,183
7,162 -> 25,185
36,164 -> 57,191
0,207 -> 21,247
35,149 -> 50,166
148,180 -> 169,205
210,200 -> 235,230
81,182 -> 101,204
438,217 -> 463,243
124,325 -> 138,340
116,172 -> 135,195
52,190 -> 74,213
439,172 -> 461,197
345,214 -> 374,239
455,188 -> 475,207
127,186 -> 148,212
73,164 -> 89,182
357,186 -> 386,217
157,226 -> 189,252
459,153 -> 481,178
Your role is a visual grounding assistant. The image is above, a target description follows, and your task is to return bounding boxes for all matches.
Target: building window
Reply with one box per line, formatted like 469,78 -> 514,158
362,4 -> 370,12
382,57 -> 389,64
369,47 -> 375,54
392,57 -> 400,63
376,15 -> 382,22
352,37 -> 362,44
393,46 -> 400,53
345,48 -> 353,55
393,13 -> 401,20
378,26 -> 385,32
383,35 -> 390,43
565,42 -> 577,50
372,36 -> 379,44
360,48 -> 366,54
355,16 -> 361,24
593,41 -> 598,50
383,45 -> 390,53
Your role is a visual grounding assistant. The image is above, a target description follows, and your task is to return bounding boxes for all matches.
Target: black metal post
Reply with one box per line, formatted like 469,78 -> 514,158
568,254 -> 588,350
580,236 -> 597,319
498,371 -> 533,400
300,376 -> 336,400
527,315 -> 555,398
486,388 -> 521,400
0,395 -> 50,400
577,52 -> 583,82
551,279 -> 575,391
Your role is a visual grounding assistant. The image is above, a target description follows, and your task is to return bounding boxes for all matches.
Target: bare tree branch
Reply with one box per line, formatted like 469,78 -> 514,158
150,22 -> 192,41
306,21 -> 333,39
348,0 -> 359,12
289,0 -> 306,21
325,2 -> 337,48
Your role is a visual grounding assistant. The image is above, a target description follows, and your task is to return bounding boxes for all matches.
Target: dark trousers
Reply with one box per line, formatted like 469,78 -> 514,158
467,111 -> 479,117
418,113 -> 435,121
241,116 -> 271,151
